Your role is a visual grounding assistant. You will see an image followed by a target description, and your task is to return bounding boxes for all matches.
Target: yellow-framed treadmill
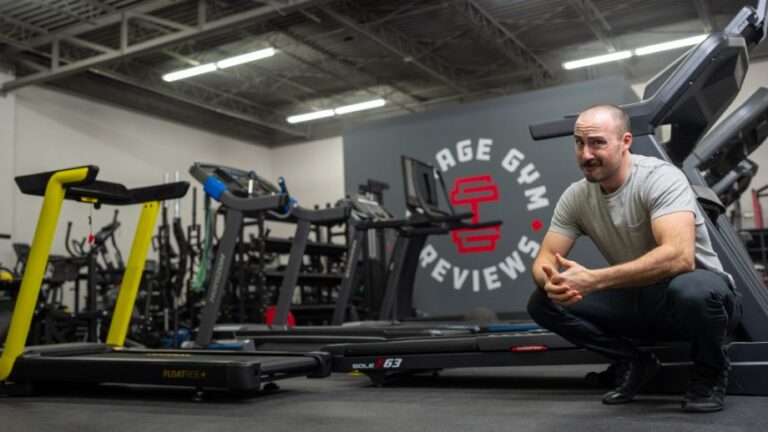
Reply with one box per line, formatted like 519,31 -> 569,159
0,166 -> 330,398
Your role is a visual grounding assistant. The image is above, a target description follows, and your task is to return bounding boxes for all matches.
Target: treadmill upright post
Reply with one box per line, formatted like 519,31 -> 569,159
195,209 -> 245,346
273,219 -> 311,326
0,167 -> 91,380
378,235 -> 411,321
331,228 -> 365,325
106,201 -> 161,347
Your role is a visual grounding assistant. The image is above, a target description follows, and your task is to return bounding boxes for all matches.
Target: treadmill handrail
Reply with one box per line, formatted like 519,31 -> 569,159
220,191 -> 288,213
291,205 -> 351,223
687,87 -> 768,169
14,165 -> 99,196
363,218 -> 409,229
450,219 -> 503,230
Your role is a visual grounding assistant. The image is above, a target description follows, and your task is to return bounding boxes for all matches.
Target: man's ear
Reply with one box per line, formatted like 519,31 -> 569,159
622,132 -> 632,151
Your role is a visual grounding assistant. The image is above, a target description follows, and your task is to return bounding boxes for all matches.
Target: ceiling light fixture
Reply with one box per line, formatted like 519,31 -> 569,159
216,47 -> 276,69
286,110 -> 336,124
634,34 -> 708,56
334,99 -> 387,115
162,47 -> 275,82
562,34 -> 710,70
162,63 -> 217,82
562,51 -> 632,70
285,99 -> 388,124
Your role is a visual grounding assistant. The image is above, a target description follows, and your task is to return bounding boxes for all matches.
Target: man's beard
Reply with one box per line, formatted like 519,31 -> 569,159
581,159 -> 610,183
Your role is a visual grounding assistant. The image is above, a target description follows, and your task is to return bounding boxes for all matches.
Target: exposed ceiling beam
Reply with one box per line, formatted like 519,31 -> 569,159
567,0 -> 634,77
0,12 -> 49,34
1,0 -> 331,92
364,0 -> 436,27
451,0 -> 553,83
265,26 -> 425,112
99,60 -> 307,137
154,28 -> 401,112
19,1 -> 178,47
158,42 -> 314,107
319,1 -> 472,94
48,72 -> 274,143
80,0 -> 116,14
31,0 -> 99,25
404,78 -> 534,111
693,0 -> 716,32
6,34 -> 307,137
567,0 -> 622,52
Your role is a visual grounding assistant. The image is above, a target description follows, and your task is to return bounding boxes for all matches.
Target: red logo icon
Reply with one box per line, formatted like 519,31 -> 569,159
449,175 -> 501,254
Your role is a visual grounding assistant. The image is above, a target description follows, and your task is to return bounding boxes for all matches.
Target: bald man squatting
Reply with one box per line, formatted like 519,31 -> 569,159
527,104 -> 742,413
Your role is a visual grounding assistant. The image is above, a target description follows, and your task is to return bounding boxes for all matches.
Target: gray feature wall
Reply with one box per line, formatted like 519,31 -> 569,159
343,76 -> 637,317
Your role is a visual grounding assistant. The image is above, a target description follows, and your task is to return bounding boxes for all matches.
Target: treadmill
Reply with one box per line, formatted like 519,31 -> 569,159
683,87 -> 768,207
683,88 -> 768,284
683,86 -> 768,253
205,159 -> 551,353
195,165 -> 486,352
0,165 -> 330,397
324,1 -> 768,395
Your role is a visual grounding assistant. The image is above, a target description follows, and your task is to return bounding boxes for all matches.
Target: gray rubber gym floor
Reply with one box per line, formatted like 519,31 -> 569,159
2,365 -> 766,432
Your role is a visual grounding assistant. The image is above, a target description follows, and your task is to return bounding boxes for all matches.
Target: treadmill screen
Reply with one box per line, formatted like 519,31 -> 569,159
402,156 -> 440,213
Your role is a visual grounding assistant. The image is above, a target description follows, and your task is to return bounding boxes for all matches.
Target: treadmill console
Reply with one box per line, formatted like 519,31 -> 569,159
190,163 -> 280,202
402,156 -> 447,217
347,194 -> 393,221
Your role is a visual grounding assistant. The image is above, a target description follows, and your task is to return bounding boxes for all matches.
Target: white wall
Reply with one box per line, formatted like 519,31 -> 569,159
268,135 -> 345,242
7,84 -> 273,267
271,136 -> 344,209
0,73 -> 15,269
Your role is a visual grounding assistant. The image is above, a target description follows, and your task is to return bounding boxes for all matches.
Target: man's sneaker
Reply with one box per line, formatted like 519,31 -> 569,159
602,352 -> 662,404
681,366 -> 727,413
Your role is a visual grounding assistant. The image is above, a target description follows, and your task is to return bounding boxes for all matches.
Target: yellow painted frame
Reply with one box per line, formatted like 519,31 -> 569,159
0,167 -> 90,380
106,201 -> 159,347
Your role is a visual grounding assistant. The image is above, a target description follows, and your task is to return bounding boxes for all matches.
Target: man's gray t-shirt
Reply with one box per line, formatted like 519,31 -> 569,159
550,154 -> 726,276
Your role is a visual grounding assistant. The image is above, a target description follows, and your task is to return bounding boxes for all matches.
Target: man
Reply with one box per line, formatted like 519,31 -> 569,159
527,104 -> 742,413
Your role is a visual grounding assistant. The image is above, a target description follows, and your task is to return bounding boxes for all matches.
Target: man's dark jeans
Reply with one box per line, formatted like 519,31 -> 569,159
527,269 -> 742,369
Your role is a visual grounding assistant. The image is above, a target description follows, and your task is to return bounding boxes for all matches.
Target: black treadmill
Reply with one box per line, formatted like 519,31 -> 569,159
195,164 -> 492,352
0,166 -> 330,398
205,158 -> 551,353
682,86 -> 768,231
323,2 -> 768,395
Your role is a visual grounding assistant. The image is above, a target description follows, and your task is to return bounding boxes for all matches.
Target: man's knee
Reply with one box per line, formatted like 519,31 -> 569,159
666,270 -> 730,318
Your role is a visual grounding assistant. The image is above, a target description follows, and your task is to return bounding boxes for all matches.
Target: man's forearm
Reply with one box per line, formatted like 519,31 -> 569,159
593,244 -> 695,290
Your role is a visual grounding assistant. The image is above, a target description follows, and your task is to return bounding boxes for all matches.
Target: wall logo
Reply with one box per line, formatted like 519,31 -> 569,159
450,174 -> 501,253
418,138 -> 550,293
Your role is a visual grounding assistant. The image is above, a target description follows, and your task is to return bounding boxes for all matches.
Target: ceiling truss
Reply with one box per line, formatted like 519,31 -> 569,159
0,0 -> 756,144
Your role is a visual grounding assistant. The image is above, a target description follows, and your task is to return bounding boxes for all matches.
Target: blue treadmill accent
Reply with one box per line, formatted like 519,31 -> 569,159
203,176 -> 227,201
